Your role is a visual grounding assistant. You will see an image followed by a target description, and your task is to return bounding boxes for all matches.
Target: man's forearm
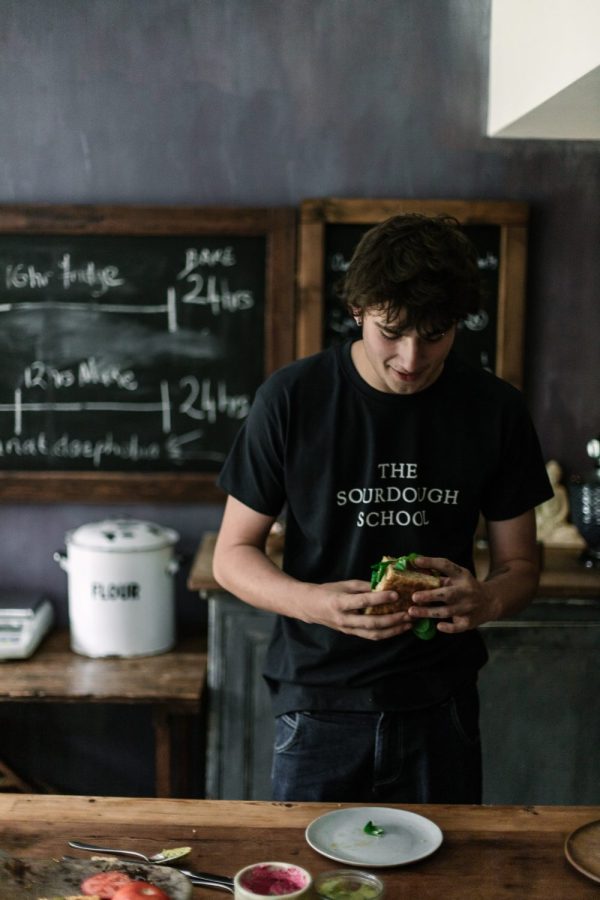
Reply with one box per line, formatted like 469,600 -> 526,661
482,557 -> 540,622
213,542 -> 316,621
481,510 -> 541,624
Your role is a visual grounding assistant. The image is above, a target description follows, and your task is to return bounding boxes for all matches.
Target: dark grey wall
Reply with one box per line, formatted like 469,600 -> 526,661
1,0 -> 597,445
0,0 -> 597,598
0,0 -> 598,795
0,0 -> 600,612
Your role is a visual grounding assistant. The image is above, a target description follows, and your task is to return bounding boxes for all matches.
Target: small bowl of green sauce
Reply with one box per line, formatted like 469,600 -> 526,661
314,869 -> 384,899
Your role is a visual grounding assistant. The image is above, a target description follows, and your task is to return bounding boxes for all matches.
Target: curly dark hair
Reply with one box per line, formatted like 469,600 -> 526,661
340,214 -> 481,336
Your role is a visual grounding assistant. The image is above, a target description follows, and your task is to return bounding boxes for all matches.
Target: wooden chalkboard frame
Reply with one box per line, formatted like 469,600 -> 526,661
297,198 -> 529,388
0,205 -> 296,502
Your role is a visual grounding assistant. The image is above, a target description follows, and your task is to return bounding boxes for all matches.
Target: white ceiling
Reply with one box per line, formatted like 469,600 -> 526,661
487,0 -> 600,140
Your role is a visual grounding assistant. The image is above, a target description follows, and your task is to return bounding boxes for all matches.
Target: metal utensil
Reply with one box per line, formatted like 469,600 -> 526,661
66,842 -> 234,892
178,871 -> 234,893
68,840 -> 186,865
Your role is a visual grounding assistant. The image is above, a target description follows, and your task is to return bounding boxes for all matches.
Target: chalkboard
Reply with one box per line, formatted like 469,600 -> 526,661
297,198 -> 528,387
0,206 -> 296,502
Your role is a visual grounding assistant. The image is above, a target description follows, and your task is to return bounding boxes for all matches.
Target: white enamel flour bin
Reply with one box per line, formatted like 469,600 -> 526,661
55,518 -> 179,658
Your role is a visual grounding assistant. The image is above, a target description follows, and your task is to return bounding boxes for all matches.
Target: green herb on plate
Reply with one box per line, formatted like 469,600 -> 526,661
363,820 -> 384,837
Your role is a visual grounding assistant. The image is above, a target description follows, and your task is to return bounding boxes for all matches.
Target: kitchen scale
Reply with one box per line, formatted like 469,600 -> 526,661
0,592 -> 54,660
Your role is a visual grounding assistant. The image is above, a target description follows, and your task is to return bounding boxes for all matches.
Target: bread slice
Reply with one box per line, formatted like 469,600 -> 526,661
364,555 -> 441,615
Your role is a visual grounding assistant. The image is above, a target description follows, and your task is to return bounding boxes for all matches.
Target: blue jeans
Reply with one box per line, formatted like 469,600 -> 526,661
271,681 -> 482,803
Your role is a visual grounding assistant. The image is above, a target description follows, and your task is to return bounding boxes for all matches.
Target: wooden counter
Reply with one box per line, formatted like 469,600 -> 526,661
0,631 -> 207,798
0,794 -> 599,898
188,533 -> 600,599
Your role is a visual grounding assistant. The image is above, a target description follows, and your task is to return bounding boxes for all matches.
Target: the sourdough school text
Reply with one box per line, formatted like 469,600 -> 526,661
336,462 -> 459,528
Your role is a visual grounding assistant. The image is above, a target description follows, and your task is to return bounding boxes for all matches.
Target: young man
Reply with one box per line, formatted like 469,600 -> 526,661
213,214 -> 552,803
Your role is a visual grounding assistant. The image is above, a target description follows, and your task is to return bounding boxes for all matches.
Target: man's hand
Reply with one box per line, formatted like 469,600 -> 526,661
407,512 -> 542,636
308,579 -> 414,640
406,556 -> 499,634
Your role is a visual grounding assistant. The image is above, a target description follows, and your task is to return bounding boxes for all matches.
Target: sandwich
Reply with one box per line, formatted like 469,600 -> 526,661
366,552 -> 441,640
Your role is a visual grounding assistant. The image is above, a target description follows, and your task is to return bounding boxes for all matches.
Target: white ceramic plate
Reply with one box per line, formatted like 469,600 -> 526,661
305,806 -> 443,867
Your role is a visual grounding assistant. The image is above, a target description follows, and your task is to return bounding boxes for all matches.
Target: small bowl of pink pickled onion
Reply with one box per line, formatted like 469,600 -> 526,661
234,861 -> 312,898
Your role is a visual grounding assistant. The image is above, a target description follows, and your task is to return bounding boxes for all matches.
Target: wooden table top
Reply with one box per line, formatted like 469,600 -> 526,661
188,533 -> 600,600
0,795 -> 598,898
0,630 -> 207,709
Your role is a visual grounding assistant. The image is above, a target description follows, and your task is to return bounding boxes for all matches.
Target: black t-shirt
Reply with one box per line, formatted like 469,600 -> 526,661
217,341 -> 552,715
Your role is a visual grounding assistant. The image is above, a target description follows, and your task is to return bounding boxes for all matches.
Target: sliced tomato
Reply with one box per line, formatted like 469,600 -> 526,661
81,871 -> 135,898
112,882 -> 170,900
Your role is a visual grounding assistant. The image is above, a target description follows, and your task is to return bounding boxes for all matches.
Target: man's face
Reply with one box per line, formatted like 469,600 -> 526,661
353,308 -> 456,395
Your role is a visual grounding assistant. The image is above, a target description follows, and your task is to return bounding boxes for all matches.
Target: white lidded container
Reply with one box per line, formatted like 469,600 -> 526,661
54,518 -> 179,658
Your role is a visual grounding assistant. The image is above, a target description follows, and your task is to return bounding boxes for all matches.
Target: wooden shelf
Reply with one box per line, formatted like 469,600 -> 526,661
0,630 -> 207,797
189,533 -> 600,600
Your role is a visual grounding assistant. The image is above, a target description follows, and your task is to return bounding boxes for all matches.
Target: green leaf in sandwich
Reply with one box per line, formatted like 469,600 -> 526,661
367,552 -> 440,640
